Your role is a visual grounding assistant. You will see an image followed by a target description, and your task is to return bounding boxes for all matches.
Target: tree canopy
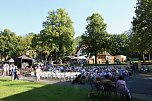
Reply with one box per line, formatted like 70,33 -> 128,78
0,29 -> 35,60
132,0 -> 152,60
82,13 -> 110,64
109,33 -> 130,56
35,8 -> 75,62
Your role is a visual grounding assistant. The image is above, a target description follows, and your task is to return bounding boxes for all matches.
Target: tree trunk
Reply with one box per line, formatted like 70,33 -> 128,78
0,54 -> 2,62
5,56 -> 7,61
50,58 -> 52,63
95,52 -> 98,64
149,53 -> 150,61
59,58 -> 62,64
142,53 -> 145,61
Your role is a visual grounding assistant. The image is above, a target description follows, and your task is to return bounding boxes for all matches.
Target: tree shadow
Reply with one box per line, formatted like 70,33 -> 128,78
1,78 -> 140,101
1,80 -> 93,101
0,79 -> 11,82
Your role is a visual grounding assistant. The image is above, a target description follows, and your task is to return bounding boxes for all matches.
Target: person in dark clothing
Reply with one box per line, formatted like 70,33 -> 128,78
72,74 -> 82,84
14,67 -> 19,80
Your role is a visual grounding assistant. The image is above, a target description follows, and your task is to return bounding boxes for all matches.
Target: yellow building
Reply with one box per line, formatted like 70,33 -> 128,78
88,51 -> 112,64
88,51 -> 127,64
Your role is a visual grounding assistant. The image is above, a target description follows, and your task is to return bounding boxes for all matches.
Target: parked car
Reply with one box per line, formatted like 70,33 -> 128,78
140,67 -> 150,73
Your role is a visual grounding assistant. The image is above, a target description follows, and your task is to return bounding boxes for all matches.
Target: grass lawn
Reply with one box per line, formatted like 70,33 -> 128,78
0,77 -> 143,101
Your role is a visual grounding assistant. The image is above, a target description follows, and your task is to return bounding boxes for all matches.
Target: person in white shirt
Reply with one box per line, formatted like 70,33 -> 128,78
2,64 -> 7,76
36,67 -> 42,81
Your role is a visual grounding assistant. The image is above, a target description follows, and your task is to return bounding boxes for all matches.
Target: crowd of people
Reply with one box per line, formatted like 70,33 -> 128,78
1,63 -> 132,100
72,66 -> 132,84
1,63 -> 20,80
71,66 -> 132,100
30,63 -> 133,83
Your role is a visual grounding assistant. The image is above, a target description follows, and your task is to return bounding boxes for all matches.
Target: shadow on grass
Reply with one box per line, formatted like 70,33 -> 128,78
0,79 -> 142,101
0,79 -> 11,82
1,82 -> 88,101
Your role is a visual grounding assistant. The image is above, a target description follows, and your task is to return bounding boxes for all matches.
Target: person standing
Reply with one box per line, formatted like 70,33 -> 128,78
14,67 -> 19,80
11,65 -> 16,80
2,64 -> 7,76
35,67 -> 42,81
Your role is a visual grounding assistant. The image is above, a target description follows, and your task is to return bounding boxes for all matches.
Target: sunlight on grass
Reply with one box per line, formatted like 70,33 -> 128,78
0,77 -> 143,101
0,77 -> 45,99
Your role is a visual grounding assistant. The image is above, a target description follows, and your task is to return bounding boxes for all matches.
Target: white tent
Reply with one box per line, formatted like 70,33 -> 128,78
71,57 -> 79,60
8,58 -> 14,63
77,56 -> 86,59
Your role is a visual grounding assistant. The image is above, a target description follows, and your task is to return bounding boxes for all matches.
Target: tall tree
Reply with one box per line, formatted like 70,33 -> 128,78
42,8 -> 75,63
31,31 -> 53,62
109,33 -> 130,56
24,32 -> 36,58
132,0 -> 152,60
31,34 -> 43,61
0,29 -> 20,60
82,13 -> 110,64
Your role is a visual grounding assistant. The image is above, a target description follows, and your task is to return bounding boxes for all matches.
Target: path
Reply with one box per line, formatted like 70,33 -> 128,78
125,73 -> 152,101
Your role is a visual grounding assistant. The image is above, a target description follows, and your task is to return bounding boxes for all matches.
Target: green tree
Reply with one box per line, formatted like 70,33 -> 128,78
82,13 -> 110,64
132,0 -> 152,60
31,34 -> 42,61
31,32 -> 52,62
8,35 -> 21,58
109,33 -> 130,56
23,32 -> 36,58
74,36 -> 82,48
0,31 -> 8,60
73,36 -> 82,55
42,8 -> 75,63
0,29 -> 25,60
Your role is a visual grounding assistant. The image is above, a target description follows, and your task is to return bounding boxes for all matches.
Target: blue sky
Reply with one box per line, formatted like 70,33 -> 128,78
0,0 -> 136,37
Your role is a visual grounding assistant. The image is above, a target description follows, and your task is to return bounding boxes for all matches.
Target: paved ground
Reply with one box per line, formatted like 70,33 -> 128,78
125,73 -> 152,101
126,73 -> 152,94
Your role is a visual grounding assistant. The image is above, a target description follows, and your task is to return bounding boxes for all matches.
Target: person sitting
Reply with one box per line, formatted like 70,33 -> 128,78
94,76 -> 103,94
72,74 -> 82,84
102,75 -> 115,87
116,76 -> 132,100
102,75 -> 115,96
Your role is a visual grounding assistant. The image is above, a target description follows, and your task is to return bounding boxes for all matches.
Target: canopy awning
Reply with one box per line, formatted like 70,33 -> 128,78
18,55 -> 32,60
7,58 -> 14,62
